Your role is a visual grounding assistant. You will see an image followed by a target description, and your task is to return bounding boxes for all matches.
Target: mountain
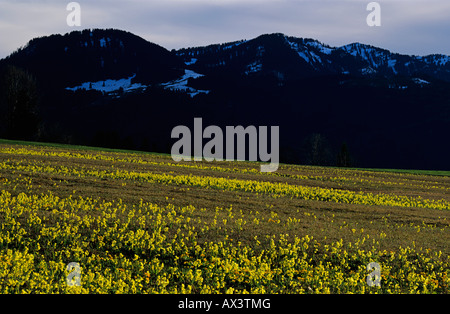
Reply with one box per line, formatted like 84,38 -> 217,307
2,29 -> 183,89
177,33 -> 450,83
0,29 -> 449,170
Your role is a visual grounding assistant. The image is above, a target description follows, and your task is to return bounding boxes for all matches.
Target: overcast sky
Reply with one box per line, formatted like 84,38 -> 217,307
1,0 -> 450,59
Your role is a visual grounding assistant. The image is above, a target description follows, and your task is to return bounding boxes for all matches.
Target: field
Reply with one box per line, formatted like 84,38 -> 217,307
0,141 -> 449,294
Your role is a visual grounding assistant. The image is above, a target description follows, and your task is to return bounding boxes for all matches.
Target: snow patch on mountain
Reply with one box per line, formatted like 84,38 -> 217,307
65,74 -> 146,94
413,78 -> 430,85
339,43 -> 391,70
361,67 -> 376,75
185,58 -> 198,65
245,61 -> 263,75
296,51 -> 310,63
340,44 -> 359,57
309,51 -> 322,63
99,38 -> 106,48
161,69 -> 210,97
222,40 -> 248,50
65,70 -> 210,98
285,38 -> 323,66
99,38 -> 107,48
388,59 -> 398,74
305,41 -> 334,55
431,55 -> 450,66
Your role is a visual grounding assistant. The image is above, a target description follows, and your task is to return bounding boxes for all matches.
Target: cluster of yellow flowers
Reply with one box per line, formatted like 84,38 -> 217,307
1,145 -> 449,294
2,147 -> 449,195
0,190 -> 448,294
1,157 -> 449,211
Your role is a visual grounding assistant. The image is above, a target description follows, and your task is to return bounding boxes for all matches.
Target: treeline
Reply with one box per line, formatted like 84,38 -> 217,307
0,66 -> 354,168
0,65 -> 40,140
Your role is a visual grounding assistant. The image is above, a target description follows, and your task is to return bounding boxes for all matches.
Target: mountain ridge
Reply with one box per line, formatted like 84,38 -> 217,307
0,29 -> 449,170
177,32 -> 450,83
2,29 -> 184,89
3,29 -> 450,91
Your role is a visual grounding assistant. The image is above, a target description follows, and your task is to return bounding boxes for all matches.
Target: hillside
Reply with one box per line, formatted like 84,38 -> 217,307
2,29 -> 183,88
0,29 -> 449,170
0,142 -> 449,293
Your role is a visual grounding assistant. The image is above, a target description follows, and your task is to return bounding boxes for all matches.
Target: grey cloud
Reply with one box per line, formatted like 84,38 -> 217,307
0,0 -> 449,59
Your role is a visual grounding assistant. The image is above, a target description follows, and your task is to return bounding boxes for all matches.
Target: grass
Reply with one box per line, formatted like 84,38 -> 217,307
3,138 -> 448,176
0,138 -> 170,157
349,167 -> 450,177
0,140 -> 449,293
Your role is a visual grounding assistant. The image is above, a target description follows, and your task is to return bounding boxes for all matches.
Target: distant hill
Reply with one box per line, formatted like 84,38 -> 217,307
2,29 -> 183,88
0,29 -> 449,170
